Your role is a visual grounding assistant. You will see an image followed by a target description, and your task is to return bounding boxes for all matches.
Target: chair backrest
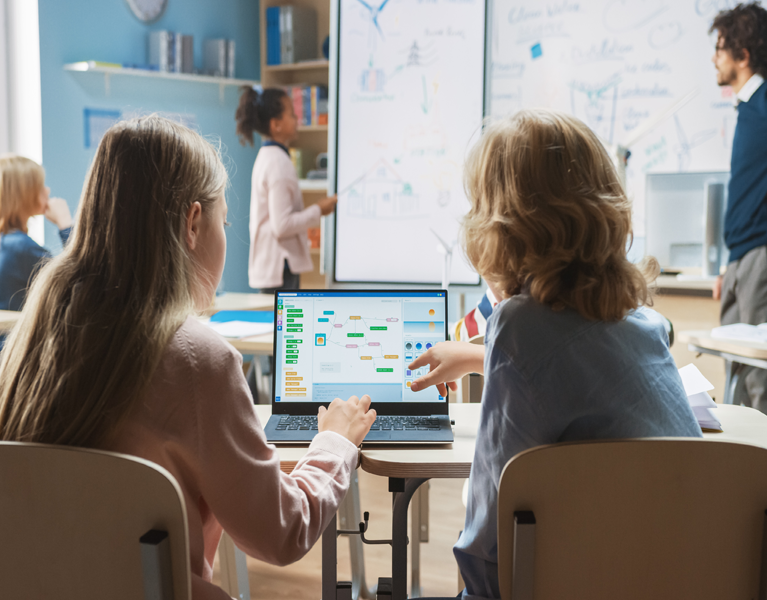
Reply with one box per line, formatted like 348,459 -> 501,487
0,442 -> 190,600
497,438 -> 767,600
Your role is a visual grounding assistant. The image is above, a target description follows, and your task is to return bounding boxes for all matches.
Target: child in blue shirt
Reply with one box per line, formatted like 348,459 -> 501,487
0,155 -> 72,311
409,109 -> 701,600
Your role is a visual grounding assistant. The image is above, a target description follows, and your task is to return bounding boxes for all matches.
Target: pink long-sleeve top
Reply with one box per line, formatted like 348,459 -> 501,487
249,145 -> 321,289
105,316 -> 358,600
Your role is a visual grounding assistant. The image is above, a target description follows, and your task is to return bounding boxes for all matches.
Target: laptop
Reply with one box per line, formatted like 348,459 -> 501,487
263,289 -> 454,444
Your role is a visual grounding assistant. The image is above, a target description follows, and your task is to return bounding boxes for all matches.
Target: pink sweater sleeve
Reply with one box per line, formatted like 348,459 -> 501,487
265,165 -> 321,240
188,324 -> 358,565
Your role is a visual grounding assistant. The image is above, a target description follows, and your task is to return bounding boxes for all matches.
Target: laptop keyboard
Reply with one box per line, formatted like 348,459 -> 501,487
275,415 -> 443,431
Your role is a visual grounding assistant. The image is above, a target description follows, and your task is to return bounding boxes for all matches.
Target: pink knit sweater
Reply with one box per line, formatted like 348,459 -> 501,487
106,317 -> 357,599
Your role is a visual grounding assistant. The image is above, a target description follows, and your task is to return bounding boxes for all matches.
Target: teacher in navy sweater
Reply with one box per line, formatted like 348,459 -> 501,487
711,3 -> 767,412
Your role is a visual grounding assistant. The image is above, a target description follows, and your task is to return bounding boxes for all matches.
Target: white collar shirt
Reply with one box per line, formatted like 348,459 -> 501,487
736,73 -> 765,105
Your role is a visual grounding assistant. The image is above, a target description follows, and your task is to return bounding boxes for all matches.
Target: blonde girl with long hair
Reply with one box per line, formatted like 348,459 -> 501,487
0,155 -> 73,311
408,109 -> 701,600
0,115 -> 375,600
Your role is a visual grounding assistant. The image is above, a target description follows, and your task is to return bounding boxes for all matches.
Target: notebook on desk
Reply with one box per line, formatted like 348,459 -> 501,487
263,289 -> 454,444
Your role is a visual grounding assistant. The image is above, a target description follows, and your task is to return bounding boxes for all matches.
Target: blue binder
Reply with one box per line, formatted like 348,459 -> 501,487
266,6 -> 281,65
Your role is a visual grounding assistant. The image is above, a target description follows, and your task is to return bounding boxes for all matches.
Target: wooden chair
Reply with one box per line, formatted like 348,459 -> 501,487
0,441 -> 190,600
498,438 -> 767,600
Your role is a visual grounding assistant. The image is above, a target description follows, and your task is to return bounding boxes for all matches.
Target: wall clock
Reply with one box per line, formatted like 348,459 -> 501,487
126,0 -> 168,23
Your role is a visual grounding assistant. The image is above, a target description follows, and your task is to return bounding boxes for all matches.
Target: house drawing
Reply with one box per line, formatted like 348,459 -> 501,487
344,158 -> 422,219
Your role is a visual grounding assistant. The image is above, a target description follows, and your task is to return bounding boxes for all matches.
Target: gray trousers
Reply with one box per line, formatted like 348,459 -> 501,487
721,244 -> 767,413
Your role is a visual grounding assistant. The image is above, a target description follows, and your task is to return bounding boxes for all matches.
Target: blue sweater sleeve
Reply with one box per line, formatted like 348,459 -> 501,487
453,343 -> 545,600
0,228 -> 72,311
58,226 -> 72,246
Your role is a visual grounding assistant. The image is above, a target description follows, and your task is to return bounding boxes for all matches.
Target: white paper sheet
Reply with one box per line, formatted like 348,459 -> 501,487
692,406 -> 722,431
711,323 -> 767,343
678,364 -> 720,431
687,391 -> 717,409
678,364 -> 715,396
205,320 -> 274,339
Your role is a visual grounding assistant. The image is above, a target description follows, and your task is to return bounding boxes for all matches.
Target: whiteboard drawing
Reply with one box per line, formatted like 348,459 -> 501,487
569,75 -> 620,144
345,159 -> 422,220
603,0 -> 667,33
490,0 -> 738,239
335,0 -> 485,284
354,0 -> 392,52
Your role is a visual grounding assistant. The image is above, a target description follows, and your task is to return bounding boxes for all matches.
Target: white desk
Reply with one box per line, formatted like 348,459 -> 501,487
678,329 -> 767,405
0,310 -> 20,334
227,334 -> 274,356
202,292 -> 274,317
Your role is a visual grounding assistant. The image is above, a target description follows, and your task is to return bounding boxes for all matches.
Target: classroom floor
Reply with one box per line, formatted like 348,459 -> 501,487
212,469 -> 468,599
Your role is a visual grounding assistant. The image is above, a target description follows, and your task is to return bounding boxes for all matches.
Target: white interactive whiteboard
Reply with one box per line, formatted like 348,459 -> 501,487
333,0 -> 486,284
488,0 -> 739,237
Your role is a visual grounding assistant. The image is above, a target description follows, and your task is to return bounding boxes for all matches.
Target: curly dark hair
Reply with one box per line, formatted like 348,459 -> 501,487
710,2 -> 767,78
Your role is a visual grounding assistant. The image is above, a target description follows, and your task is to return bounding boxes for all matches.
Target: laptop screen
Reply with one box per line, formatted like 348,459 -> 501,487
273,290 -> 448,408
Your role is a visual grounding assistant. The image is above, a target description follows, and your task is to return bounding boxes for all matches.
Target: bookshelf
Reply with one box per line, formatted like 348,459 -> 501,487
260,0 -> 331,289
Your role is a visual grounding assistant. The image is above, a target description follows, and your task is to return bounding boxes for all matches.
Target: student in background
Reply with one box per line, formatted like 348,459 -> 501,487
0,115 -> 375,600
236,86 -> 337,292
0,155 -> 72,310
710,3 -> 767,412
409,110 -> 702,600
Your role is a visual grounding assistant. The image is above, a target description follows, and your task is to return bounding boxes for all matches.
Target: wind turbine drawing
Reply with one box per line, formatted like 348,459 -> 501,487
354,0 -> 391,52
607,88 -> 699,187
431,228 -> 458,290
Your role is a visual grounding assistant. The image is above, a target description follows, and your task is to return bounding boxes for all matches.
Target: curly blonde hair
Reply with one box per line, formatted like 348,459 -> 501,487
462,109 -> 656,321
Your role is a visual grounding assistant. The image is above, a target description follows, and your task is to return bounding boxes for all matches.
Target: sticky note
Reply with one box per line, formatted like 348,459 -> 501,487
531,43 -> 542,59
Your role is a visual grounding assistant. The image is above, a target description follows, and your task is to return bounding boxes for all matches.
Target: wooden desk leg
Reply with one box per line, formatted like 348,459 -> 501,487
392,477 -> 429,600
322,514 -> 338,600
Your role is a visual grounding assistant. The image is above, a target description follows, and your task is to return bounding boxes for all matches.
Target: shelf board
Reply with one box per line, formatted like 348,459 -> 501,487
264,60 -> 330,73
299,179 -> 329,192
64,62 -> 259,86
64,62 -> 260,103
297,124 -> 328,133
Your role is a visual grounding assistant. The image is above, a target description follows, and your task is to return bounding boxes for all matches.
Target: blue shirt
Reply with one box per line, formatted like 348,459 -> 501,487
454,294 -> 702,600
0,227 -> 71,311
725,80 -> 767,262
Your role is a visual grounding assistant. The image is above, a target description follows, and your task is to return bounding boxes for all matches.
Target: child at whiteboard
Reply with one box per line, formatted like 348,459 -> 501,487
408,109 -> 701,600
0,115 -> 375,600
236,86 -> 337,291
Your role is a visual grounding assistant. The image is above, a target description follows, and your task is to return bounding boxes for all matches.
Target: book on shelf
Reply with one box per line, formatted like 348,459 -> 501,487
289,148 -> 303,178
148,31 -> 194,74
308,227 -> 321,249
266,6 -> 318,65
287,85 -> 328,126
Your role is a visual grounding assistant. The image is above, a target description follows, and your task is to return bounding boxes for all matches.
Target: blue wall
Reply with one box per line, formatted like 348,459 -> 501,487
38,0 -> 260,292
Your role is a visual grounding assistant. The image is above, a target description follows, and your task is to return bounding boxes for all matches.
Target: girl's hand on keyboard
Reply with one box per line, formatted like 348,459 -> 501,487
408,341 -> 485,396
317,394 -> 376,446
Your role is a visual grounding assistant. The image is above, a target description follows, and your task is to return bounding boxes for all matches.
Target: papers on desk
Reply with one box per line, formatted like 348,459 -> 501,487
206,320 -> 274,339
711,323 -> 767,343
678,364 -> 721,432
204,309 -> 275,339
